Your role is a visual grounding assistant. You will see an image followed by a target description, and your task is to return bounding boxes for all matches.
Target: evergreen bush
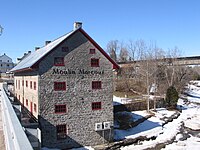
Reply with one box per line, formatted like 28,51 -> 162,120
165,86 -> 179,108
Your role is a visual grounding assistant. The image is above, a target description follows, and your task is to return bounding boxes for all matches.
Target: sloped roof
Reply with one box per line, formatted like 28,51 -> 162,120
0,53 -> 12,62
11,27 -> 119,72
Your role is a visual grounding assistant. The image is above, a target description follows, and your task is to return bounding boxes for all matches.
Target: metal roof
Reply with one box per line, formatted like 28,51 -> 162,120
10,27 -> 120,73
10,29 -> 76,72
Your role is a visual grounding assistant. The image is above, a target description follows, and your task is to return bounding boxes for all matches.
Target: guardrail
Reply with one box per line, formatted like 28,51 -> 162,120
1,83 -> 33,150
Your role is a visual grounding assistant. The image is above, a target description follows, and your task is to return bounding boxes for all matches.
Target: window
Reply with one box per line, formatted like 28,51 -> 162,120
33,104 -> 36,112
34,82 -> 36,90
54,57 -> 64,66
92,102 -> 102,110
26,81 -> 28,87
55,105 -> 67,113
22,80 -> 24,86
7,64 -> 9,67
26,99 -> 28,106
18,80 -> 20,89
91,58 -> 99,67
30,81 -> 32,89
92,81 -> 102,89
62,47 -> 69,52
54,82 -> 66,91
16,80 -> 17,89
56,125 -> 67,139
90,48 -> 95,54
19,95 -> 20,101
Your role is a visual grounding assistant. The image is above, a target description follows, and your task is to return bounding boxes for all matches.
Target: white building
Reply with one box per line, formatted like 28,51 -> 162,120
0,53 -> 14,73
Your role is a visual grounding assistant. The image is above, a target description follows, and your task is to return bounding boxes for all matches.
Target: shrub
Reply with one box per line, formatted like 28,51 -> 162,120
114,111 -> 133,129
165,86 -> 179,108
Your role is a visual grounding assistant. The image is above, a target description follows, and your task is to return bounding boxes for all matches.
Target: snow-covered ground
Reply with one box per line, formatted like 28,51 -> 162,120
43,81 -> 200,150
120,81 -> 200,150
114,108 -> 177,141
113,95 -> 133,105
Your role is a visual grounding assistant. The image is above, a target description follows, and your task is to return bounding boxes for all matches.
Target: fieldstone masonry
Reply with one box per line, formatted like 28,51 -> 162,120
14,29 -> 116,149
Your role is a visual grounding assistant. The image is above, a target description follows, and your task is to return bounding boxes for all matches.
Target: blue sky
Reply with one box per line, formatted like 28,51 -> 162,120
0,0 -> 200,62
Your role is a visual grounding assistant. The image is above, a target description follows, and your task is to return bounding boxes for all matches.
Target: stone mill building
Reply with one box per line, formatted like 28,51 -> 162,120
11,22 -> 119,149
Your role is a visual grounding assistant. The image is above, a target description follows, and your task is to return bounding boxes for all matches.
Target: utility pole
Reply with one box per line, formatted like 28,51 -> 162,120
146,60 -> 150,112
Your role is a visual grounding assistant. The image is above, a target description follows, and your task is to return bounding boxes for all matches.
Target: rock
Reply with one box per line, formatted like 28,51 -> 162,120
176,141 -> 186,147
175,133 -> 183,141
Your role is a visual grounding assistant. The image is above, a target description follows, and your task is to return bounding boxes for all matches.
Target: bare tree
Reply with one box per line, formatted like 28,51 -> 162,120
127,39 -> 147,61
109,39 -> 193,111
165,47 -> 182,87
106,40 -> 119,62
119,42 -> 129,62
127,40 -> 136,61
137,43 -> 164,111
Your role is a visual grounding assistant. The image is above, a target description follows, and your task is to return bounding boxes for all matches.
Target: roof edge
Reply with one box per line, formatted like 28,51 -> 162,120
10,67 -> 33,73
31,29 -> 80,69
79,28 -> 120,69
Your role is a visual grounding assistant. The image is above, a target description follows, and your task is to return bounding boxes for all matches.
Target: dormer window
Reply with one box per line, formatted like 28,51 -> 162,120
54,57 -> 64,66
90,49 -> 95,54
91,58 -> 99,67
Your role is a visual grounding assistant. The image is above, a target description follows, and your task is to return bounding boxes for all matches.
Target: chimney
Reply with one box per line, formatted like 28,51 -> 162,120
35,47 -> 40,51
45,41 -> 51,45
73,22 -> 82,30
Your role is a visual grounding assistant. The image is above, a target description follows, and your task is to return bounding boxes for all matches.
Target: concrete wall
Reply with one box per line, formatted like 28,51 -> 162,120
38,31 -> 114,149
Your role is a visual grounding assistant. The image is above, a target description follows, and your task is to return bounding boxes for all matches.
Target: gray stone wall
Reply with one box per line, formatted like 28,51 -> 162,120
38,31 -> 114,149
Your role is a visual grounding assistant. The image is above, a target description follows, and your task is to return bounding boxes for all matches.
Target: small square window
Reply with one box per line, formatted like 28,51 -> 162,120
90,49 -> 95,54
55,105 -> 67,113
54,57 -> 64,66
92,81 -> 102,89
54,82 -> 66,91
56,125 -> 67,139
92,102 -> 102,110
91,58 -> 99,67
